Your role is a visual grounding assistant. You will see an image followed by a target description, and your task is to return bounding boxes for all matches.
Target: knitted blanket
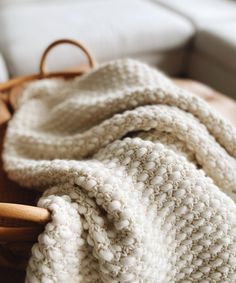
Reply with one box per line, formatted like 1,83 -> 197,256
3,59 -> 236,283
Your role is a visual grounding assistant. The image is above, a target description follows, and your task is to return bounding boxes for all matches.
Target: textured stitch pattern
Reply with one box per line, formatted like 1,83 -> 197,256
2,59 -> 236,283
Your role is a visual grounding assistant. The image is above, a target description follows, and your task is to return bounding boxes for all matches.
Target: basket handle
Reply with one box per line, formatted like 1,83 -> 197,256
39,38 -> 97,76
0,203 -> 50,224
0,38 -> 97,93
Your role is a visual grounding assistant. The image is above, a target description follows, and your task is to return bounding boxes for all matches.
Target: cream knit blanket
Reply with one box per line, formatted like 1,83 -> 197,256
2,60 -> 236,282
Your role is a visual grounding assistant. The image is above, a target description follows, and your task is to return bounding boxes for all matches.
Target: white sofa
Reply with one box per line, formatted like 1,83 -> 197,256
0,0 -> 236,97
156,0 -> 236,97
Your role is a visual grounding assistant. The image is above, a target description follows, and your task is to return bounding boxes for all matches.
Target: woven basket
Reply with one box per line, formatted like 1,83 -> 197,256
0,39 -> 97,270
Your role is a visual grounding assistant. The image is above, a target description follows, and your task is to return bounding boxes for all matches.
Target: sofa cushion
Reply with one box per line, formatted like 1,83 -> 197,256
0,0 -> 193,76
155,0 -> 236,96
0,0 -> 79,6
156,0 -> 236,27
194,22 -> 236,73
187,51 -> 236,98
187,21 -> 236,97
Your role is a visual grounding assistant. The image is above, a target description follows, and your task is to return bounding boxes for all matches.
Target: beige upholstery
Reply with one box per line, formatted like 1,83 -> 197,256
0,0 -> 193,77
156,0 -> 236,26
187,51 -> 236,98
194,22 -> 236,73
128,48 -> 188,75
155,0 -> 236,97
0,0 -> 235,97
187,22 -> 236,97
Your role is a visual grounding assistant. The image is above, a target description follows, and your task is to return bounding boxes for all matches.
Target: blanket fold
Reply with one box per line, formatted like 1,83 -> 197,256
3,59 -> 236,282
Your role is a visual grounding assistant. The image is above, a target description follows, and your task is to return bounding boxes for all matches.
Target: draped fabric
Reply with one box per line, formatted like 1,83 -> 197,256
3,60 -> 236,282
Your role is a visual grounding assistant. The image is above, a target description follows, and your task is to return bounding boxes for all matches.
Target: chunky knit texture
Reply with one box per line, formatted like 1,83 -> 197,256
2,59 -> 236,283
